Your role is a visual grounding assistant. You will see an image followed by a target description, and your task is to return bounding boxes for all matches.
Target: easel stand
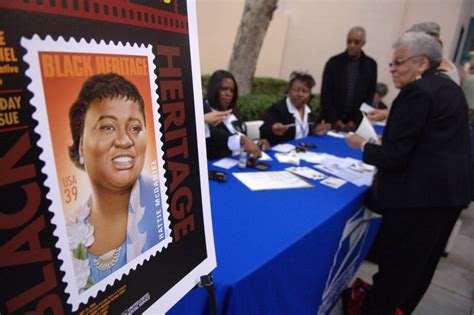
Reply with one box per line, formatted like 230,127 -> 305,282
198,274 -> 219,315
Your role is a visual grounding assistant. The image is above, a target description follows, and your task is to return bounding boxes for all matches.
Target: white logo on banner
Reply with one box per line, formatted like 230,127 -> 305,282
317,207 -> 376,315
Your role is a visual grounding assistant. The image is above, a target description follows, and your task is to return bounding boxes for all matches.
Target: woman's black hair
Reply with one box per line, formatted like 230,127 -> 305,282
288,71 -> 316,90
205,70 -> 239,112
68,73 -> 145,170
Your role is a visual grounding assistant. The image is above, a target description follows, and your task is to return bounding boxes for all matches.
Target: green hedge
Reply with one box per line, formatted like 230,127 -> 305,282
237,94 -> 281,121
201,75 -> 288,95
250,77 -> 288,95
201,75 -> 320,121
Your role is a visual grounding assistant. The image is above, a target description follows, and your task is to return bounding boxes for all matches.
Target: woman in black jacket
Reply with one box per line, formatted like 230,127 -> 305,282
346,32 -> 471,315
259,71 -> 331,145
204,70 -> 268,160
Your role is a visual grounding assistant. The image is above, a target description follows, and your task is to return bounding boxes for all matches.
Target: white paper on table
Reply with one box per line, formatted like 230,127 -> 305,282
306,152 -> 360,170
286,166 -> 326,180
212,157 -> 239,169
233,171 -> 313,191
258,151 -> 272,161
333,157 -> 369,169
328,156 -> 354,169
355,114 -> 378,142
327,130 -> 353,139
313,164 -> 374,187
305,153 -> 333,165
317,154 -> 340,166
320,176 -> 347,189
296,151 -> 326,164
314,164 -> 360,182
351,175 -> 374,187
344,157 -> 363,167
350,162 -> 376,172
313,164 -> 334,174
271,143 -> 295,153
359,102 -> 374,114
274,152 -> 300,165
314,154 -> 352,169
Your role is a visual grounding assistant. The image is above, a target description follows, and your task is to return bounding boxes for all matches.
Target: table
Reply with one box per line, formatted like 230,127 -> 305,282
167,133 -> 381,315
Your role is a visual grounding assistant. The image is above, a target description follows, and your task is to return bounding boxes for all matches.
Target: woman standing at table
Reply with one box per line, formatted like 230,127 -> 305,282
346,32 -> 471,315
259,71 -> 331,145
204,70 -> 269,160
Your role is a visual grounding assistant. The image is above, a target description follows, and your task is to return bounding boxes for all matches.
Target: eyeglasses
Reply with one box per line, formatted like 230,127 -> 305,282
389,56 -> 418,67
347,39 -> 361,45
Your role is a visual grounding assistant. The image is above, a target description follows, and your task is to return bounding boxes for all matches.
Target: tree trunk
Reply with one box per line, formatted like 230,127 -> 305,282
228,0 -> 278,95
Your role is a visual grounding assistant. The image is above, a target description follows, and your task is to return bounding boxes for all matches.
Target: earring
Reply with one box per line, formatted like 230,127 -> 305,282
416,74 -> 422,80
79,156 -> 84,165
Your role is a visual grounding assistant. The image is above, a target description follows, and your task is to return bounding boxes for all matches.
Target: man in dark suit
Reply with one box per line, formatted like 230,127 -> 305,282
346,32 -> 471,315
320,26 -> 377,131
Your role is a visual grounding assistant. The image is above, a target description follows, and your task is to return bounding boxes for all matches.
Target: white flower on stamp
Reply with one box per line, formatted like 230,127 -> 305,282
72,253 -> 91,291
67,204 -> 94,250
68,220 -> 94,249
67,203 -> 95,292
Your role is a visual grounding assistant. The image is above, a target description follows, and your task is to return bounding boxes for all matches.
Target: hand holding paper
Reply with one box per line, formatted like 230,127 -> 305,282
204,109 -> 232,126
359,102 -> 374,114
346,133 -> 367,149
367,108 -> 389,122
360,102 -> 388,124
355,113 -> 378,142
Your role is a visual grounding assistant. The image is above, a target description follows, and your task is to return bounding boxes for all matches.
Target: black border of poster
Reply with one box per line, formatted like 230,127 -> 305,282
0,1 -> 215,314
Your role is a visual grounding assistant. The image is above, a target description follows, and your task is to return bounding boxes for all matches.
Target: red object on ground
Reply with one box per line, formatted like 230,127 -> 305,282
342,277 -> 404,315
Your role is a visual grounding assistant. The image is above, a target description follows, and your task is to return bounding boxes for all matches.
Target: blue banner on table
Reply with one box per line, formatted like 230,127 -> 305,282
0,1 -> 215,314
318,207 -> 379,314
169,133 -> 382,315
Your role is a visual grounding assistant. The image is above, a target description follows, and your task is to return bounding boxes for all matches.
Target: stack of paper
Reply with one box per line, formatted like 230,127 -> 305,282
296,151 -> 326,164
311,153 -> 376,187
285,166 -> 326,180
274,152 -> 300,165
314,164 -> 373,187
327,130 -> 353,139
271,143 -> 295,153
212,157 -> 239,169
233,171 -> 313,191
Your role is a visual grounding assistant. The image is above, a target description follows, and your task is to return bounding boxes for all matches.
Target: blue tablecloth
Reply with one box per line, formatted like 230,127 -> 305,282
168,133 -> 381,315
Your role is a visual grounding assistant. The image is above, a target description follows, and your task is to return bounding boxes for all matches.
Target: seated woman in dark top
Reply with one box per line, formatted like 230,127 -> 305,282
204,70 -> 269,160
259,71 -> 331,145
372,82 -> 389,109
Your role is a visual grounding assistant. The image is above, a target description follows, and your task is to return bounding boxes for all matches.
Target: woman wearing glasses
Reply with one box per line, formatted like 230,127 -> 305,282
368,22 -> 462,123
346,32 -> 471,315
259,71 -> 331,145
